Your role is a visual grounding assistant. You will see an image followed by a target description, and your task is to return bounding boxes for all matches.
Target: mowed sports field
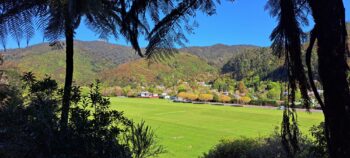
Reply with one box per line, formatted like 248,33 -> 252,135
110,98 -> 323,158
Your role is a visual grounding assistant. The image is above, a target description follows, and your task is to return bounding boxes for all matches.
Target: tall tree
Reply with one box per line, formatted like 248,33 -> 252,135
307,0 -> 350,157
268,0 -> 350,157
0,0 -> 220,132
266,0 -> 310,156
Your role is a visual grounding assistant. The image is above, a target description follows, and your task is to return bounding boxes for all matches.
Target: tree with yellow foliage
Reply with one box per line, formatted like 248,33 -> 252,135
199,94 -> 214,102
219,95 -> 231,103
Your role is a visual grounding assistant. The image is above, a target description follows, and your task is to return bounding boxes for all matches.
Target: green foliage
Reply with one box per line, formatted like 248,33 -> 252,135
222,48 -> 284,80
202,130 -> 323,158
249,99 -> 279,107
267,86 -> 281,100
123,86 -> 132,96
213,76 -> 236,92
2,41 -> 325,89
309,122 -> 328,158
0,76 -> 164,158
177,84 -> 188,93
213,94 -> 220,102
181,44 -> 258,68
124,120 -> 165,158
0,77 -> 133,157
202,137 -> 262,158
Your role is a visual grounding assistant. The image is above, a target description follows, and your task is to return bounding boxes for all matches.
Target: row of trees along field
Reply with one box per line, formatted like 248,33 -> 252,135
1,0 -> 350,158
101,76 -> 311,107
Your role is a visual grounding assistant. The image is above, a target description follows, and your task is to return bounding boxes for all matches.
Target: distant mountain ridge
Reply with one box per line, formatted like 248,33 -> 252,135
2,26 -> 349,85
180,44 -> 258,68
2,41 -> 246,85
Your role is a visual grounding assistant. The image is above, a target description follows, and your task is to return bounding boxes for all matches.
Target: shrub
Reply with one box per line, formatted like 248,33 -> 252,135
123,85 -> 132,96
0,78 -> 132,158
177,92 -> 187,99
237,81 -> 247,94
0,75 -> 164,158
114,86 -> 123,96
249,99 -> 279,106
177,92 -> 198,101
187,93 -> 198,101
213,94 -> 219,102
202,137 -> 262,158
127,90 -> 138,97
219,95 -> 231,103
239,96 -> 251,104
124,120 -> 166,158
102,87 -> 115,96
202,131 -> 322,158
198,94 -> 214,102
177,84 -> 187,93
309,122 -> 328,158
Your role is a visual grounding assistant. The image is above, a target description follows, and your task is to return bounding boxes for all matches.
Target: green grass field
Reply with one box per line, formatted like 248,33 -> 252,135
110,98 -> 324,158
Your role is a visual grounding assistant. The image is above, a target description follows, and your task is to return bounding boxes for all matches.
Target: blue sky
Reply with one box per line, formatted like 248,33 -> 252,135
4,0 -> 350,48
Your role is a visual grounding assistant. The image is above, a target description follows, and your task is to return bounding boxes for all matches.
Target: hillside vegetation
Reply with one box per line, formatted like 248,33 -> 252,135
100,53 -> 218,86
180,44 -> 258,68
0,44 -> 322,85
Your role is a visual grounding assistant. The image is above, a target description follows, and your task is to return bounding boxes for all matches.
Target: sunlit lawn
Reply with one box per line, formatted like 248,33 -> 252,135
110,97 -> 323,158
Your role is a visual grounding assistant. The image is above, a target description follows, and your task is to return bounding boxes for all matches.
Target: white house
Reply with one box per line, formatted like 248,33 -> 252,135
140,91 -> 151,97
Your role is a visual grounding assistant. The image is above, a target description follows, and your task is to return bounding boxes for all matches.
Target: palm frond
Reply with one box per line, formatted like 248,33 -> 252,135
0,0 -> 49,48
145,0 -> 220,59
267,0 -> 311,157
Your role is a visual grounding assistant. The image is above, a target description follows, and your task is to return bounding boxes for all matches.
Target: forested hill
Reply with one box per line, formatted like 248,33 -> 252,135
100,53 -> 218,86
1,28 -> 349,85
180,44 -> 258,68
1,41 -> 141,84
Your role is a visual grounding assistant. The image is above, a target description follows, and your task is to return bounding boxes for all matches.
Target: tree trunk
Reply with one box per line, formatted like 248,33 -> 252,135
308,0 -> 350,157
60,27 -> 74,132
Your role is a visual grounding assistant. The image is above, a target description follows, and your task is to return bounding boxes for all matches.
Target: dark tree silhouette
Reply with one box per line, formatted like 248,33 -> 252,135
266,0 -> 310,156
0,0 -> 220,132
268,0 -> 350,157
307,0 -> 350,157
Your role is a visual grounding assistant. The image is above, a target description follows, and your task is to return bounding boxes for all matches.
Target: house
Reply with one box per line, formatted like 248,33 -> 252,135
140,91 -> 151,98
139,91 -> 159,98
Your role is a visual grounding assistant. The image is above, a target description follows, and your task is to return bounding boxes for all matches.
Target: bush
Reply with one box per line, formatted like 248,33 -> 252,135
0,78 -> 132,158
127,89 -> 138,97
198,94 -> 214,102
219,95 -> 231,103
177,92 -> 198,101
202,137 -> 261,158
249,99 -> 279,106
309,122 -> 328,158
0,75 -> 164,158
177,92 -> 187,99
202,131 -> 322,158
239,96 -> 251,104
114,86 -> 123,96
124,120 -> 165,158
187,93 -> 198,101
213,94 -> 219,102
102,87 -> 116,96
